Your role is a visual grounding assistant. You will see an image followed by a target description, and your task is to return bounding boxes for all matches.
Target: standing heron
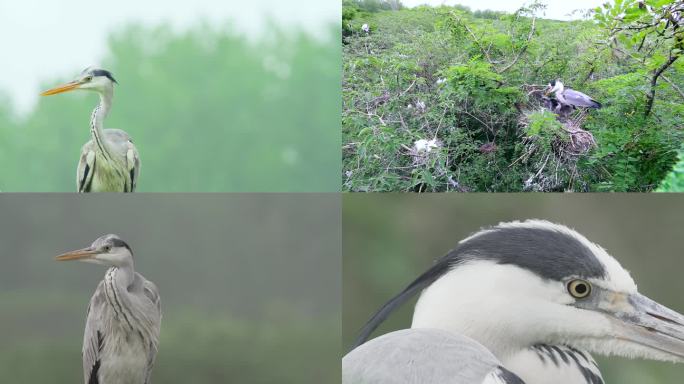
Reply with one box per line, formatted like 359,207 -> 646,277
545,80 -> 602,112
41,67 -> 140,192
56,234 -> 161,384
346,220 -> 684,384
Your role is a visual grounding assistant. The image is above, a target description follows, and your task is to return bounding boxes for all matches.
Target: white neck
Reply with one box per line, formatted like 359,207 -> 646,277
90,89 -> 115,160
111,260 -> 135,288
554,82 -> 565,94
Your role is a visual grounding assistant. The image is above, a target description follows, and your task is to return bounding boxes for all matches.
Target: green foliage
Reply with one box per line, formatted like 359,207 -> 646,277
657,145 -> 684,192
345,0 -> 403,13
0,22 -> 340,192
525,110 -> 563,138
444,60 -> 521,110
594,0 -> 684,117
343,4 -> 684,192
576,73 -> 682,191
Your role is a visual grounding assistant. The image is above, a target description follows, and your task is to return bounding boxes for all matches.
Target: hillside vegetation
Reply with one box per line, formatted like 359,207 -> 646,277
343,0 -> 684,192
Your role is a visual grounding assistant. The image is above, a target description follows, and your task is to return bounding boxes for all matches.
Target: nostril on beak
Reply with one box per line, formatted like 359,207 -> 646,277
647,311 -> 682,326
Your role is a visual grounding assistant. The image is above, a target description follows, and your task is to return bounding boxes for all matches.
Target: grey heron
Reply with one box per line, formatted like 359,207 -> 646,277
545,80 -> 602,111
56,234 -> 161,384
346,220 -> 684,384
41,67 -> 140,192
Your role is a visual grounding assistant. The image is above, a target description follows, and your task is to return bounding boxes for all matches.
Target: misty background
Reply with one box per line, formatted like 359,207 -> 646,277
344,194 -> 684,383
0,194 -> 340,383
0,0 -> 340,192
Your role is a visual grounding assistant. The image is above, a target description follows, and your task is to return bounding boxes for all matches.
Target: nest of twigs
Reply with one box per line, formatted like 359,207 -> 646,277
520,85 -> 597,157
512,85 -> 597,191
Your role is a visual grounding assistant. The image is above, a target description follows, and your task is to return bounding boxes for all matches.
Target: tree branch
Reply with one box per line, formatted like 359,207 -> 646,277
661,74 -> 684,102
497,15 -> 536,74
644,53 -> 680,116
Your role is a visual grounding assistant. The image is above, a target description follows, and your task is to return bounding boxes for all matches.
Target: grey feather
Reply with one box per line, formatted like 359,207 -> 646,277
343,328 -> 525,384
82,271 -> 161,384
560,89 -> 602,109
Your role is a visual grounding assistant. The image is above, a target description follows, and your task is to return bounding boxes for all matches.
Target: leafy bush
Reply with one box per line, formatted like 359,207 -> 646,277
657,146 -> 684,192
342,4 -> 684,192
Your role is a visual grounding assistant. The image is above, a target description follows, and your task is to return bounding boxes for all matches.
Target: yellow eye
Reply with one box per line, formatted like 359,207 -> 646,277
84,76 -> 93,82
567,279 -> 591,299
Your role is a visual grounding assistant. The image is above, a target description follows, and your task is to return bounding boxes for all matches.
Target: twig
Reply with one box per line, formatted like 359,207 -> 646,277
498,15 -> 536,74
399,79 -> 416,97
661,74 -> 684,101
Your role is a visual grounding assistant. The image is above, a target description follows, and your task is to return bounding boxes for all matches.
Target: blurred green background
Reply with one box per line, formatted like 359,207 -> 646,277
343,194 -> 684,382
0,1 -> 340,192
0,194 -> 340,383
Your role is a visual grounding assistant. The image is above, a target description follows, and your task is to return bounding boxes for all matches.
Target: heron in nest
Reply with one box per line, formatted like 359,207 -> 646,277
545,80 -> 602,113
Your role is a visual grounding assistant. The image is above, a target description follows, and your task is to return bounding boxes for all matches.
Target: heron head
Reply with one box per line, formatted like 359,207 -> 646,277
40,67 -> 117,96
544,79 -> 563,95
55,234 -> 132,267
411,220 -> 684,363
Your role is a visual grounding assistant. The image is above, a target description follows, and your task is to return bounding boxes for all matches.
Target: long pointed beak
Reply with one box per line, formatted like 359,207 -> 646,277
611,293 -> 684,361
55,247 -> 97,261
40,81 -> 80,96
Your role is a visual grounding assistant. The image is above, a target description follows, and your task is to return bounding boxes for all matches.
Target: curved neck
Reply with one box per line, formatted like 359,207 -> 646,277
90,89 -> 115,161
104,263 -> 137,329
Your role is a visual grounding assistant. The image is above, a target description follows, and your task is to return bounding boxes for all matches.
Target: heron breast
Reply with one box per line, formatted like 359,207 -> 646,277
98,332 -> 148,384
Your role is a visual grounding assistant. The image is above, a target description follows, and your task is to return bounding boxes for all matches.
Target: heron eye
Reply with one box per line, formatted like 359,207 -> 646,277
567,279 -> 591,299
102,245 -> 111,252
84,76 -> 93,82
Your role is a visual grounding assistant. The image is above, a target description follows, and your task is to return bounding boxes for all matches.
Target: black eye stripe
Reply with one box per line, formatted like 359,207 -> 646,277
109,237 -> 131,252
90,69 -> 118,84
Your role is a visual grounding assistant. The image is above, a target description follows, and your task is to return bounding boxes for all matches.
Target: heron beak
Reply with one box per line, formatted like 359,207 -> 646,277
40,81 -> 80,96
55,247 -> 97,261
609,293 -> 684,361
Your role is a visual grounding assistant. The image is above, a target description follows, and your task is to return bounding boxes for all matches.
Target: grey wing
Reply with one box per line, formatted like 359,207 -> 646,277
83,280 -> 107,383
563,89 -> 602,108
103,129 -> 140,192
142,278 -> 161,384
343,328 -> 524,384
127,141 -> 140,192
77,142 -> 96,193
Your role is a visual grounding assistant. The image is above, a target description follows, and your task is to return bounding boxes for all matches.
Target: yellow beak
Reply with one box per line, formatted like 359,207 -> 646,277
41,81 -> 81,96
55,247 -> 97,261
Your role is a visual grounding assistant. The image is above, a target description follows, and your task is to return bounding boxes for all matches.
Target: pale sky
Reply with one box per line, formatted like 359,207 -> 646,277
0,0 -> 338,115
402,0 -> 606,20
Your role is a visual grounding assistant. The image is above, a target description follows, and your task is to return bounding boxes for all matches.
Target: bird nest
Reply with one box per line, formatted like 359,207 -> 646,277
519,86 -> 596,157
512,86 -> 597,191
